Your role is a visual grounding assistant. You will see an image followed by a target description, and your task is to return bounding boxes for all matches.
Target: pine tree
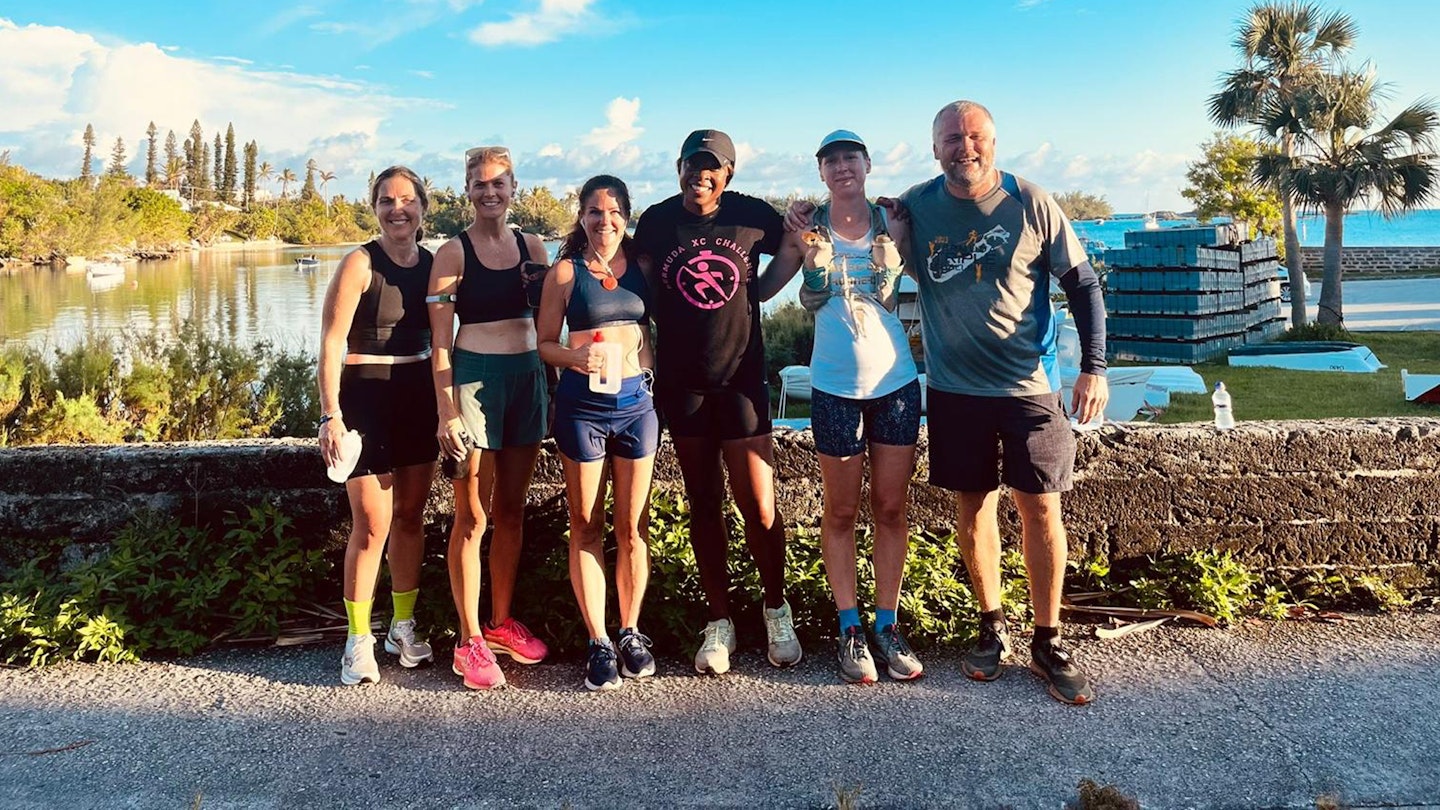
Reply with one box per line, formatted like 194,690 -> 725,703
222,123 -> 238,203
187,120 -> 205,196
145,121 -> 159,185
106,137 -> 129,178
242,140 -> 258,209
164,130 -> 180,190
212,133 -> 223,197
301,158 -> 318,202
80,124 -> 96,184
201,142 -> 212,197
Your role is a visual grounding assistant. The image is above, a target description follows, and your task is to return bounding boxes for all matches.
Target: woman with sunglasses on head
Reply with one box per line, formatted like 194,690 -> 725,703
536,175 -> 658,692
428,146 -> 551,690
318,165 -> 439,686
760,130 -> 923,685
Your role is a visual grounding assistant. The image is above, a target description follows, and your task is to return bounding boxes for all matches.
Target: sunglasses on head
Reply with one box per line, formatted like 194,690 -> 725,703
465,146 -> 511,164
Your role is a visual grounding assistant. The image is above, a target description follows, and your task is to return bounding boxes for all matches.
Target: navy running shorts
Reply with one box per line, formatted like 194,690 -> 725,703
810,379 -> 922,458
552,370 -> 659,463
925,388 -> 1075,494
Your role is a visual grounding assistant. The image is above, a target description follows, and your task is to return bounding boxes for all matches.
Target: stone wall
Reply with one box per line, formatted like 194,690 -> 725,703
1299,246 -> 1440,276
1,419 -> 1437,569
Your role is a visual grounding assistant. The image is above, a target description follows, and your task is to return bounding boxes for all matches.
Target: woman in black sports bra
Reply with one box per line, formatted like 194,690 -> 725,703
427,146 -> 550,690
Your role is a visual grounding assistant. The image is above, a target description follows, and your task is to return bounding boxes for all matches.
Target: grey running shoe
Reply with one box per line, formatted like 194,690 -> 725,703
384,619 -> 434,668
836,625 -> 878,684
340,633 -> 380,685
1030,638 -> 1095,705
871,624 -> 924,681
618,628 -> 656,678
763,599 -> 803,667
961,621 -> 1012,681
694,618 -> 737,675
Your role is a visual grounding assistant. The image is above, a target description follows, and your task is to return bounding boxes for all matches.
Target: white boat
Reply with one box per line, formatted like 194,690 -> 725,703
1401,369 -> 1440,404
295,255 -> 321,271
1227,341 -> 1384,373
85,260 -> 125,278
1142,212 -> 1159,230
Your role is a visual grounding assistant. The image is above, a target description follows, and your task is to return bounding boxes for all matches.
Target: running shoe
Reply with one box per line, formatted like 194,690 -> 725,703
483,617 -> 549,664
762,600 -> 803,667
694,618 -> 737,675
384,619 -> 434,668
617,628 -> 656,679
961,621 -> 1012,681
340,633 -> 380,685
871,623 -> 924,681
1030,638 -> 1094,705
585,639 -> 622,692
836,625 -> 877,684
452,636 -> 506,690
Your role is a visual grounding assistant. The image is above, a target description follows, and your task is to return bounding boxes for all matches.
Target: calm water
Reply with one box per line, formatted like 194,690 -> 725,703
5,208 -> 1439,354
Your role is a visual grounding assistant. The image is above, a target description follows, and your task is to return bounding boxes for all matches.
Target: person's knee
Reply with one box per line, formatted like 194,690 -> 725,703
449,512 -> 485,544
614,522 -> 648,556
870,492 -> 907,529
823,497 -> 860,528
569,521 -> 604,553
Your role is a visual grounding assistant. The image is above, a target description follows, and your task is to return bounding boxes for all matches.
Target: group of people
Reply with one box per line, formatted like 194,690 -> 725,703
317,98 -> 1110,705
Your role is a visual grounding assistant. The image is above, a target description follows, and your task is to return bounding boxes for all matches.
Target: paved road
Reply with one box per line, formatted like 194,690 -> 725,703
2,613 -> 1438,808
1309,278 -> 1440,330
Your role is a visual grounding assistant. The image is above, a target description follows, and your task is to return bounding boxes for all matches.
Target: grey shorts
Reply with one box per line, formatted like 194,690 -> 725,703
926,388 -> 1075,494
453,349 -> 548,450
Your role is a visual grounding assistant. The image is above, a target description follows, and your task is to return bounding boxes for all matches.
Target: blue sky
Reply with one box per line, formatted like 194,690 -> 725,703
2,0 -> 1436,213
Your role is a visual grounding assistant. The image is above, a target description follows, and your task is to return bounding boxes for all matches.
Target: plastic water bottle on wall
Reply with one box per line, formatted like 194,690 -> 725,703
589,331 -> 622,394
1212,382 -> 1235,430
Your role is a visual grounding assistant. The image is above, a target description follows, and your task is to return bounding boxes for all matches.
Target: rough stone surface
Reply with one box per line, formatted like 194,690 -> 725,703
1,418 -> 1437,569
1300,245 -> 1440,276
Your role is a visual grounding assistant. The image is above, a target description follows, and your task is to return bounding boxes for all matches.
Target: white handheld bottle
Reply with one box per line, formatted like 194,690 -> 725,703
1212,382 -> 1235,430
589,331 -> 623,394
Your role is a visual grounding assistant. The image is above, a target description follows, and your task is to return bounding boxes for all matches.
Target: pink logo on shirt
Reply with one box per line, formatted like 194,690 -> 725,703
674,249 -> 740,309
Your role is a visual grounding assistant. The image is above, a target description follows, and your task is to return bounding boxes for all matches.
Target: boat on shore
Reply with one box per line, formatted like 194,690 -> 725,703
1228,341 -> 1384,373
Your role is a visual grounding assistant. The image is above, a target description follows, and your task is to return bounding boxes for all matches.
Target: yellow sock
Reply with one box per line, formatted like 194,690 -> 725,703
391,589 -> 418,623
344,598 -> 373,636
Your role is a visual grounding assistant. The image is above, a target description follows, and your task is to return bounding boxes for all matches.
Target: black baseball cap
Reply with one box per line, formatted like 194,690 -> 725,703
679,129 -> 736,167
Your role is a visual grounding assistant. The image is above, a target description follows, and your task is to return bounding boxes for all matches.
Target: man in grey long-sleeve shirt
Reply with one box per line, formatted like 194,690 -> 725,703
896,99 -> 1109,705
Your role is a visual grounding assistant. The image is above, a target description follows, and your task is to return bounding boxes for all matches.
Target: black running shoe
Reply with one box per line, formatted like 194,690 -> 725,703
1029,638 -> 1094,705
961,621 -> 1012,681
584,639 -> 622,692
617,628 -> 656,678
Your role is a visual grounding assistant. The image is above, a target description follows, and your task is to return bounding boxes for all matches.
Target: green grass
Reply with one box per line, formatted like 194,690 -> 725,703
1147,331 -> 1440,423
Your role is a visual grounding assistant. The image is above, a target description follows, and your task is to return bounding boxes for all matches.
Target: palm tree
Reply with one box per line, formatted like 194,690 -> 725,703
278,168 -> 296,200
319,170 -> 336,212
1254,67 -> 1439,325
1208,1 -> 1357,327
257,161 -> 274,202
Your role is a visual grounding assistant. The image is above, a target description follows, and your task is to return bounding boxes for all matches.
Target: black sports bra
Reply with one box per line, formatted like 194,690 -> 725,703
565,256 -> 650,332
455,229 -> 533,324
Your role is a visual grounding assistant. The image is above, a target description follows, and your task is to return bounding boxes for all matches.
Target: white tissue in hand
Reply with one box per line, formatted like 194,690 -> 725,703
326,430 -> 362,483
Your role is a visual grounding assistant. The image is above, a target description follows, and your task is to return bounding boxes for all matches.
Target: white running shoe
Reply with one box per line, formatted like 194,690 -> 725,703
763,600 -> 803,667
384,619 -> 434,668
694,618 -> 737,675
340,634 -> 380,685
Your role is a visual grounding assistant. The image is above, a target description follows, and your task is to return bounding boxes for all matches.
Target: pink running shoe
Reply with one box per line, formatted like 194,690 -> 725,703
452,636 -> 506,690
482,617 -> 549,664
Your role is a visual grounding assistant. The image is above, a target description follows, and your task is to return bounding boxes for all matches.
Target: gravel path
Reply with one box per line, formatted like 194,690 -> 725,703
2,613 -> 1438,809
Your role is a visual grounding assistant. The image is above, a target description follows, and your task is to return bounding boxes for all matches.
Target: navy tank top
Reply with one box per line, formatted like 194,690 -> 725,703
565,256 -> 650,331
346,241 -> 433,355
455,229 -> 534,324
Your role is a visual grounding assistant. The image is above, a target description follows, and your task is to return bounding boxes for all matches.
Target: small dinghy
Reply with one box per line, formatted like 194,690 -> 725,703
1227,341 -> 1384,373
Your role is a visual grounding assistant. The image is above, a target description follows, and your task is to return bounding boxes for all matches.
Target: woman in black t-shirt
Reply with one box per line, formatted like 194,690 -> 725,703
632,129 -> 806,675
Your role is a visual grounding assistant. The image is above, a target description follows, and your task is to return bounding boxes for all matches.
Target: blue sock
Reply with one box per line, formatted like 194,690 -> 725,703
838,607 -> 861,634
875,608 -> 897,632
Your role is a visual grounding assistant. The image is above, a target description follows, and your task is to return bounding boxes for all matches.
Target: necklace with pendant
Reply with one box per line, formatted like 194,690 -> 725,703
589,248 -> 619,290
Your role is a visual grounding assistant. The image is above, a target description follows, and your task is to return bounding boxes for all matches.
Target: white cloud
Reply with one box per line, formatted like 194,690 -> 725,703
468,0 -> 595,47
213,56 -> 254,65
580,97 -> 642,152
0,17 -> 438,190
409,69 -> 434,79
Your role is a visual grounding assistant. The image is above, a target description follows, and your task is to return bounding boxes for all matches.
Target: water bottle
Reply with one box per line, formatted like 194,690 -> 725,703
589,331 -> 622,394
1212,382 -> 1235,431
325,429 -> 363,483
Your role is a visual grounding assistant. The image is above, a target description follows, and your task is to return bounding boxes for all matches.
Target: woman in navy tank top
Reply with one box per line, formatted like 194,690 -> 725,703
427,146 -> 551,690
536,175 -> 659,691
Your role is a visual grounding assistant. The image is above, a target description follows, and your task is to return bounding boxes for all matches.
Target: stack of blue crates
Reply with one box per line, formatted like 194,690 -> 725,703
1103,226 -> 1284,364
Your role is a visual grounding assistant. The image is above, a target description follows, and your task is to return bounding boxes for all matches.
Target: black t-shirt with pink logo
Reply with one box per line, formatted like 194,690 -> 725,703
634,191 -> 783,391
